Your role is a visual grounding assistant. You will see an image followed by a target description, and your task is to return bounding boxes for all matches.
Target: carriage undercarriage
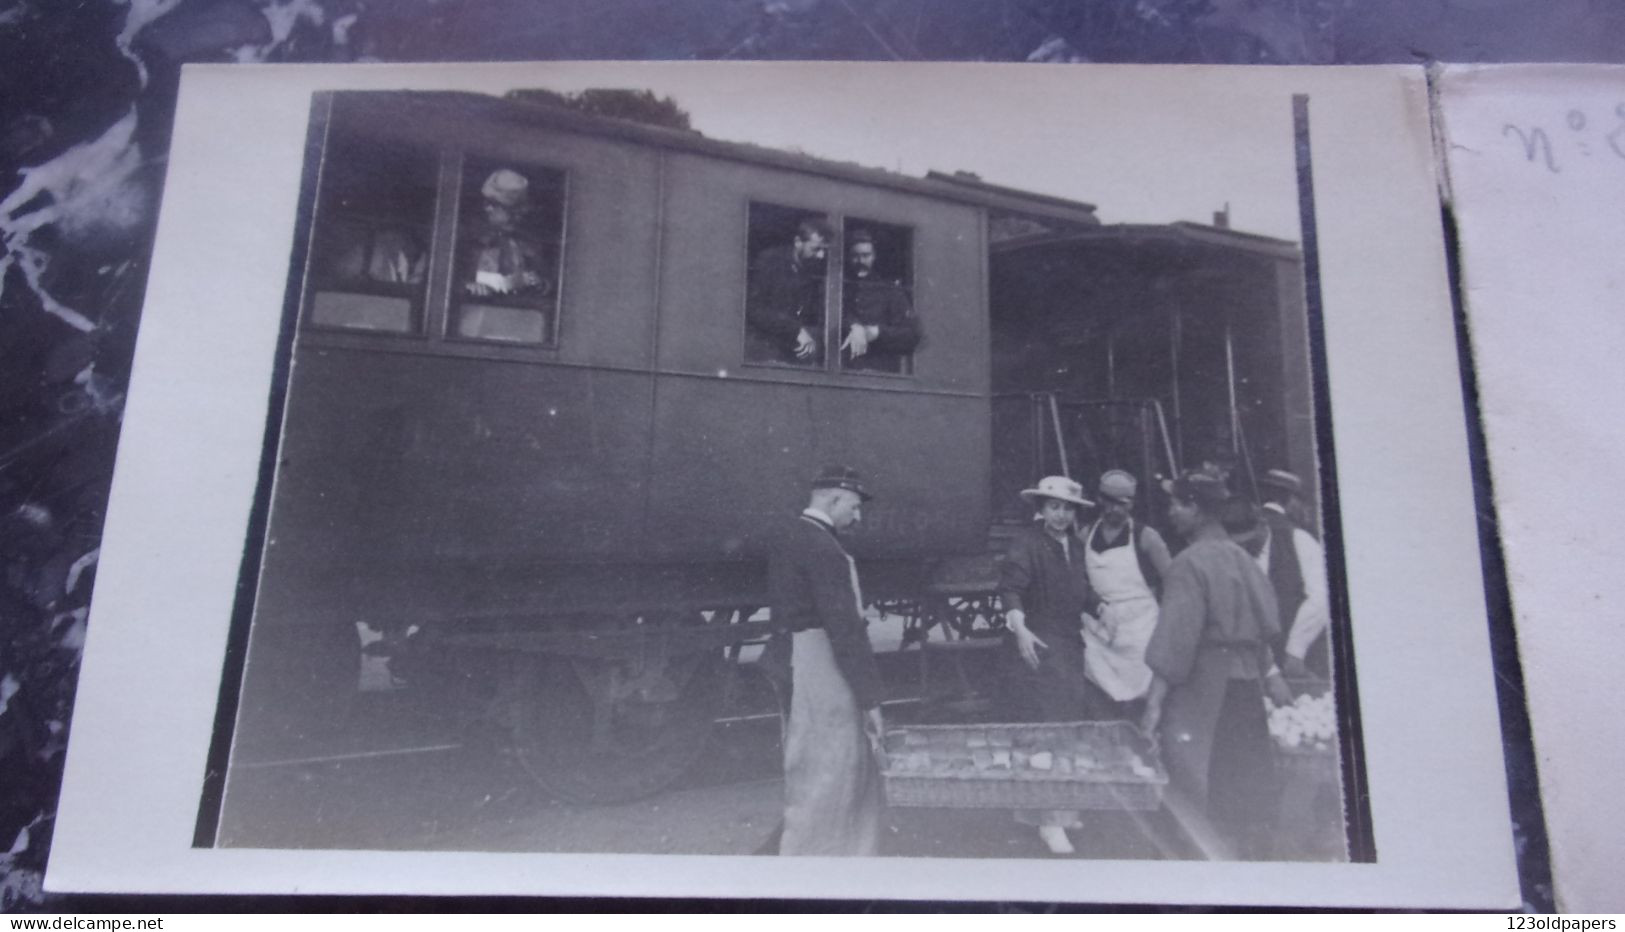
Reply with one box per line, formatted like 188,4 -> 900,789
359,591 -> 1009,805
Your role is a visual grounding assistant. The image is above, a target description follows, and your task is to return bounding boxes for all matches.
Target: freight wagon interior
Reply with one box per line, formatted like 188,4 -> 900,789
985,216 -> 1303,533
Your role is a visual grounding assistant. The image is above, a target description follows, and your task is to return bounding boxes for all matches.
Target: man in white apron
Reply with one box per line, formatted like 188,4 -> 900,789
1081,470 -> 1172,719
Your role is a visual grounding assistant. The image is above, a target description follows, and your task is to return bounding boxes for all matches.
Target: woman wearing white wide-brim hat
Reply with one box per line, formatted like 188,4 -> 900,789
998,475 -> 1101,855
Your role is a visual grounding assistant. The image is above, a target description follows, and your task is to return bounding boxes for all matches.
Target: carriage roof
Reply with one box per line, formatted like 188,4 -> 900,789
368,91 -> 1104,231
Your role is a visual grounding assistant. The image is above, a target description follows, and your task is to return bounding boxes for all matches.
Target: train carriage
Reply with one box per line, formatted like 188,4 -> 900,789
223,89 -> 1316,813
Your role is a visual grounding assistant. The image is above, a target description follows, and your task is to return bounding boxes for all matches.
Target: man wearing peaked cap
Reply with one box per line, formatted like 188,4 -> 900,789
1258,468 -> 1301,496
1143,468 -> 1293,859
999,474 -> 1100,854
773,465 -> 884,855
1159,466 -> 1231,508
1258,467 -> 1317,536
1225,479 -> 1332,681
809,464 -> 872,501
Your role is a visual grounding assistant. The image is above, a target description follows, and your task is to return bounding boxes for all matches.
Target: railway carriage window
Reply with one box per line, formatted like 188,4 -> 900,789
840,219 -> 918,374
744,203 -> 830,367
452,161 -> 566,346
307,134 -> 436,334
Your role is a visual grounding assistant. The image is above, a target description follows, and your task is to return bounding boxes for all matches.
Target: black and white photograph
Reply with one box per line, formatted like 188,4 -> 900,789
45,62 -> 1522,906
199,78 -> 1357,864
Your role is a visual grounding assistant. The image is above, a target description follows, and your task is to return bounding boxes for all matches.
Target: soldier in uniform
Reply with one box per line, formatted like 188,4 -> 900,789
840,229 -> 921,373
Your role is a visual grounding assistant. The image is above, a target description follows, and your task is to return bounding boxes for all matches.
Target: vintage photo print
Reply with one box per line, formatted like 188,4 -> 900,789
203,83 -> 1358,863
48,63 -> 1521,907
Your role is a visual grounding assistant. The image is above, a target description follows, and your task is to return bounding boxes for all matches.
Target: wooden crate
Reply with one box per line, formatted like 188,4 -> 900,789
880,720 -> 1167,811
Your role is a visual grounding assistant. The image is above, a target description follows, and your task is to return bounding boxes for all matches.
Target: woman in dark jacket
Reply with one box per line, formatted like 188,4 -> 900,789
999,475 -> 1100,854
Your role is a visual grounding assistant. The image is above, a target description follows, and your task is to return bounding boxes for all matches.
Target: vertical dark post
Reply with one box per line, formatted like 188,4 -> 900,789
426,145 -> 462,339
1440,190 -> 1557,912
1224,321 -> 1240,457
1293,92 -> 1375,862
1140,404 -> 1155,518
1106,326 -> 1117,400
1168,288 -> 1183,467
192,93 -> 335,848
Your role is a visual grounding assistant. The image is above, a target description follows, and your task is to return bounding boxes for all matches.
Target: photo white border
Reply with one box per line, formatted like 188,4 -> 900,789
46,61 -> 1520,908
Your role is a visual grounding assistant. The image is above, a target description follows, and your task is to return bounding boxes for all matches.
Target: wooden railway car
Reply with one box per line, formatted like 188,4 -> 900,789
224,90 -> 1315,807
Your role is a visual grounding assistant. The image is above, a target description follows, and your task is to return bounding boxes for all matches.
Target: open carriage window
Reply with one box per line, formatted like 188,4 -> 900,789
744,202 -> 830,367
306,131 -> 436,334
840,219 -> 918,375
451,160 -> 566,346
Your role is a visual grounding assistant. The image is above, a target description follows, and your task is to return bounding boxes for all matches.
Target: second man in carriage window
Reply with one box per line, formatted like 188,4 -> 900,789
841,229 -> 921,373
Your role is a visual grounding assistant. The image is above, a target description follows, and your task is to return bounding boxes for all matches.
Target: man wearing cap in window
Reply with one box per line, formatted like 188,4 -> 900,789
774,465 -> 886,856
999,474 -> 1101,854
1142,468 -> 1292,860
1080,469 -> 1172,719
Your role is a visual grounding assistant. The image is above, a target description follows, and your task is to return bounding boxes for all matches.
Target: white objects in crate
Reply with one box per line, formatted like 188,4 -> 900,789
1267,690 -> 1337,751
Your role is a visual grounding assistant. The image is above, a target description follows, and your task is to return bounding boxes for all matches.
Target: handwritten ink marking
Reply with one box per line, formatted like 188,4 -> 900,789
1608,104 -> 1625,160
1567,109 -> 1587,131
1503,124 -> 1560,173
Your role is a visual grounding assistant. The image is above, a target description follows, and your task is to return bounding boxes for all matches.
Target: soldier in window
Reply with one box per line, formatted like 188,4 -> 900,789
746,216 -> 831,365
463,168 -> 550,299
841,229 -> 920,373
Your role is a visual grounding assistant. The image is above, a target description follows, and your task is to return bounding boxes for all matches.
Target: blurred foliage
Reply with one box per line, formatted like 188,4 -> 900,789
505,88 -> 695,132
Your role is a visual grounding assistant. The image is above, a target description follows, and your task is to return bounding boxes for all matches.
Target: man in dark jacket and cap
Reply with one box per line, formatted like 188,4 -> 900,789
774,465 -> 886,856
1143,469 -> 1293,860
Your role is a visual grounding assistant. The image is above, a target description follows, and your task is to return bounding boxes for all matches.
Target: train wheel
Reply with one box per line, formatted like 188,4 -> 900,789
509,615 -> 724,804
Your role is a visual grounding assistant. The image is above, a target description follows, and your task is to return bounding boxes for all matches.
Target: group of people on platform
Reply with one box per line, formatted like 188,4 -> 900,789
768,462 -> 1331,860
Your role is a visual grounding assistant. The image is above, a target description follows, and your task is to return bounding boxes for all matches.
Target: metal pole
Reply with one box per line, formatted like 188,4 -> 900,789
1140,404 -> 1155,518
1106,327 -> 1117,400
1226,320 -> 1261,498
1032,394 -> 1046,479
1169,296 -> 1182,468
1047,393 -> 1072,479
1151,399 -> 1179,478
1225,321 -> 1240,457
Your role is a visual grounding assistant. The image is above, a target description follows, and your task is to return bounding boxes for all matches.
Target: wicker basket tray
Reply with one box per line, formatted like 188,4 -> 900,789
1268,677 -> 1340,779
880,720 -> 1167,811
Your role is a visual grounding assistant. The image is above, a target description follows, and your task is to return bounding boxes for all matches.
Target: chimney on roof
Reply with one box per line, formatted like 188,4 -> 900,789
1213,202 -> 1230,229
